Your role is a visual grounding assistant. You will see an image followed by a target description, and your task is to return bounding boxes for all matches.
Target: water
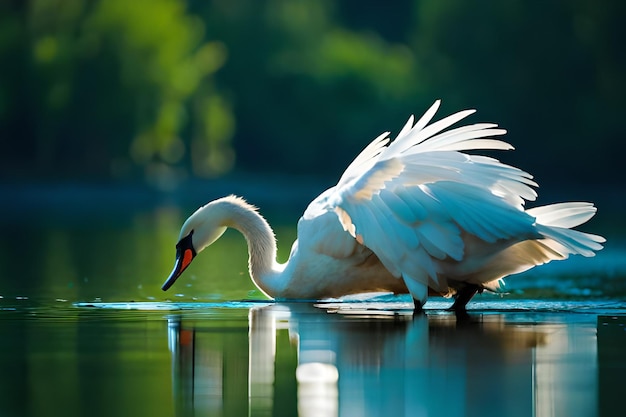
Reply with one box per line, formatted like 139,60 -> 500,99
1,300 -> 625,417
1,185 -> 625,416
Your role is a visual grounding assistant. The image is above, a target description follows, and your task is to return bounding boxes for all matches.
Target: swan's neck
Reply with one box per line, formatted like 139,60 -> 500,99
227,203 -> 285,297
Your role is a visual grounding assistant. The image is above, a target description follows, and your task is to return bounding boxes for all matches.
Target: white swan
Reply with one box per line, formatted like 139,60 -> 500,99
161,100 -> 605,311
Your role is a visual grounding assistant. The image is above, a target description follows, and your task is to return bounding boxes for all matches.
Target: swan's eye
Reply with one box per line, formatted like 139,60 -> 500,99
176,230 -> 195,252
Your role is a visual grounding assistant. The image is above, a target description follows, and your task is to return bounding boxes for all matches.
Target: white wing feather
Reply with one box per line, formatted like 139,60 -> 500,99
302,101 -> 603,295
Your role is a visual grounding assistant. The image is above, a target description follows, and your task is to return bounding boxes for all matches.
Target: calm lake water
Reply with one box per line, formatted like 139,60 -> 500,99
1,184 -> 625,416
1,300 -> 625,417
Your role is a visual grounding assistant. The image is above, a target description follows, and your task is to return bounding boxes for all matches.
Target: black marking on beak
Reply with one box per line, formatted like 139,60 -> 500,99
161,231 -> 196,291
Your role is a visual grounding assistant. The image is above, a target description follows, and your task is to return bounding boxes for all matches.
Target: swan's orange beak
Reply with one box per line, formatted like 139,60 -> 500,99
162,232 -> 196,291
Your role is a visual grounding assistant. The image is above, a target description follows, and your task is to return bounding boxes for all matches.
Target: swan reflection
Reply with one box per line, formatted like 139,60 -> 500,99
167,304 -> 598,417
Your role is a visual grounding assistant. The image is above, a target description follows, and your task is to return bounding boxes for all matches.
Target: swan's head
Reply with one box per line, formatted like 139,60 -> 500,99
161,199 -> 232,291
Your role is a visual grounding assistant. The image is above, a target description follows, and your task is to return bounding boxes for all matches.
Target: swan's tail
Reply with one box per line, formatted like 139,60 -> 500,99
475,202 -> 605,293
529,202 -> 605,258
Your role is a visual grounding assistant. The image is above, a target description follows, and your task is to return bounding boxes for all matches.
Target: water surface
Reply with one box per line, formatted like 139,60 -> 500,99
1,299 -> 625,417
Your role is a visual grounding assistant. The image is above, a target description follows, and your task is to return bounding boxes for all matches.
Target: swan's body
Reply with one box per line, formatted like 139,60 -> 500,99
162,100 -> 605,310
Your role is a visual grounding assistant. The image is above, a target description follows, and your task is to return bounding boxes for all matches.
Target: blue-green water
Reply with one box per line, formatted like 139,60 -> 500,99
1,299 -> 625,417
1,185 -> 625,416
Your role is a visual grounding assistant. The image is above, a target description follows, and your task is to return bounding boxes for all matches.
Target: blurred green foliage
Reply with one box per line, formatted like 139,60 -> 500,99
1,0 -> 624,186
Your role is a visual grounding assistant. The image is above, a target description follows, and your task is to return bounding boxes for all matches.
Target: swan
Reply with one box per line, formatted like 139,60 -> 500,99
161,100 -> 605,311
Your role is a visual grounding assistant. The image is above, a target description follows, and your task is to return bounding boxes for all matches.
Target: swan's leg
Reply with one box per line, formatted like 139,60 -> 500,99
449,284 -> 481,312
413,298 -> 425,314
405,278 -> 428,312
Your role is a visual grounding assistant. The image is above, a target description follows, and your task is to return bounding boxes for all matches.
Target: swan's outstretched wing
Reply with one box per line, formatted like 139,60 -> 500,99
303,100 -> 598,299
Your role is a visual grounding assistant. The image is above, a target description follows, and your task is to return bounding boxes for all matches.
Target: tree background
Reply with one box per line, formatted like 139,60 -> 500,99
1,0 -> 624,193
